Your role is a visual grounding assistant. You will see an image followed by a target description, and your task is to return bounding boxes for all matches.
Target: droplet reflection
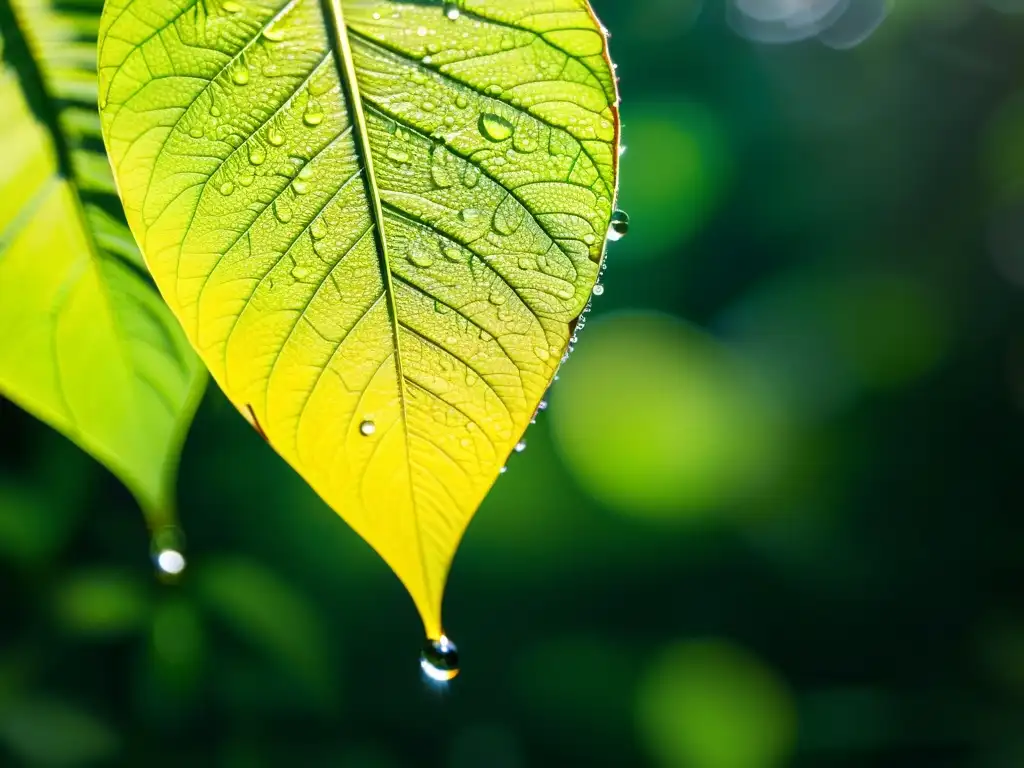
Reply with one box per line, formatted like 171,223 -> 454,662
420,635 -> 460,682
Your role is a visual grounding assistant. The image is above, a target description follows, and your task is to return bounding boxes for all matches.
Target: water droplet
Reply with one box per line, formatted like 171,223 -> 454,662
263,24 -> 285,42
210,105 -> 222,117
249,146 -> 265,165
608,209 -> 629,241
489,291 -> 506,305
222,0 -> 242,12
311,218 -> 327,240
420,636 -> 459,682
583,233 -> 596,245
274,199 -> 293,223
231,63 -> 249,86
359,420 -> 376,436
387,147 -> 410,163
459,208 -> 484,224
456,95 -> 469,109
443,2 -> 460,20
291,265 -> 310,281
189,126 -> 204,138
303,102 -> 324,126
268,126 -> 285,146
479,113 -> 514,142
499,466 -> 508,474
514,440 -> 527,453
292,180 -> 309,195
434,300 -> 450,314
219,181 -> 235,196
538,400 -> 548,411
151,526 -> 186,579
409,247 -> 434,268
592,284 -> 605,296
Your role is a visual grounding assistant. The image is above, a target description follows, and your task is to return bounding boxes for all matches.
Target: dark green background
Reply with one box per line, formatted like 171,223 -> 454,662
3,0 -> 1024,765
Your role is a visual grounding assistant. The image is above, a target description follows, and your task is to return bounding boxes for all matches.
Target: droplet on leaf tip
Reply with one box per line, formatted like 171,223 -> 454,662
514,440 -> 527,453
151,526 -> 187,580
608,210 -> 630,241
421,635 -> 460,682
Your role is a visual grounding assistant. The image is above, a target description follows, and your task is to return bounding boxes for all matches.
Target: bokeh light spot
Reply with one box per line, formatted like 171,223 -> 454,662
636,640 -> 796,768
551,313 -> 786,519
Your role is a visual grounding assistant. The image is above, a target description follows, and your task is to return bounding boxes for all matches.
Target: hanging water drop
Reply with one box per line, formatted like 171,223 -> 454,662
420,635 -> 460,682
499,466 -> 508,474
359,420 -> 376,436
608,209 -> 630,241
151,526 -> 187,579
592,284 -> 605,296
515,440 -> 527,453
443,2 -> 460,20
538,400 -> 548,411
479,113 -> 514,142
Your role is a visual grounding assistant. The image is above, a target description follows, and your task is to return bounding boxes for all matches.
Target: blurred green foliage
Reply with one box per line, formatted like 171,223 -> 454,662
3,0 -> 1024,766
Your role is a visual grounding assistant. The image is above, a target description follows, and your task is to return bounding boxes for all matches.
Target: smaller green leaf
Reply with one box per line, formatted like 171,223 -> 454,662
0,0 -> 205,527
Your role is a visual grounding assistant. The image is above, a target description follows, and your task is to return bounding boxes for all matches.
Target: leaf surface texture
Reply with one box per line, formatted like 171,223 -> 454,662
98,0 -> 619,635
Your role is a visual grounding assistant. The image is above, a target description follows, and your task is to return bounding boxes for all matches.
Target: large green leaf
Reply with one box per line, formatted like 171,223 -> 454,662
98,0 -> 620,638
0,0 -> 205,527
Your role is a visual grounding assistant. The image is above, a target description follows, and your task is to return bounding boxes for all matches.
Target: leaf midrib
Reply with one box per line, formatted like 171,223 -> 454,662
321,0 -> 434,616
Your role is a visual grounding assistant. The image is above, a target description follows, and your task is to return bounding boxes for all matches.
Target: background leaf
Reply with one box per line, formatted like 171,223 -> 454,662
98,0 -> 620,636
0,0 -> 206,526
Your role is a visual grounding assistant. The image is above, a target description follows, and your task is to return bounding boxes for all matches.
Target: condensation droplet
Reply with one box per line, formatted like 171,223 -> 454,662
479,113 -> 514,142
151,525 -> 187,580
274,199 -> 293,223
608,209 -> 630,241
592,284 -> 605,296
231,63 -> 249,86
291,265 -> 310,281
222,0 -> 242,12
583,233 -> 596,245
420,635 -> 459,682
387,147 -> 410,163
459,208 -> 484,223
219,181 -> 235,196
268,126 -> 285,146
359,420 -> 376,436
514,440 -> 527,453
249,146 -> 266,165
311,218 -> 327,240
443,2 -> 460,21
303,102 -> 324,126
292,180 -> 309,195
263,24 -> 285,42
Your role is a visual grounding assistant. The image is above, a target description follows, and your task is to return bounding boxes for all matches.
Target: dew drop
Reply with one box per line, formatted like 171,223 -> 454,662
443,2 -> 460,20
292,180 -> 309,195
249,146 -> 265,165
291,265 -> 310,281
409,247 -> 434,268
489,291 -> 507,305
189,126 -> 204,138
592,284 -> 605,296
219,181 -> 235,196
420,635 -> 459,682
456,95 -> 469,109
274,199 -> 293,223
459,208 -> 484,224
263,24 -> 286,42
499,466 -> 508,474
151,526 -> 187,580
514,440 -> 527,453
608,209 -> 630,241
222,0 -> 242,11
303,102 -> 324,126
268,126 -> 285,146
479,113 -> 514,142
310,218 -> 327,240
538,399 -> 548,411
583,233 -> 596,245
387,147 -> 410,163
231,63 -> 250,86
359,420 -> 376,436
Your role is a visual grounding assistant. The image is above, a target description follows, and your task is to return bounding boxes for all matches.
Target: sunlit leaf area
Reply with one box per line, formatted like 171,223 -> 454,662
2,0 -> 1024,766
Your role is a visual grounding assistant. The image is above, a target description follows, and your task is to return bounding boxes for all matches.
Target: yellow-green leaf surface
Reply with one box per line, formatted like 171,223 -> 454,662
0,0 -> 205,524
98,0 -> 619,637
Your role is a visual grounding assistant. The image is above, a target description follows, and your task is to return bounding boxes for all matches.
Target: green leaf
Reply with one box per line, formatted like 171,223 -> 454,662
98,0 -> 620,637
0,0 -> 206,526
